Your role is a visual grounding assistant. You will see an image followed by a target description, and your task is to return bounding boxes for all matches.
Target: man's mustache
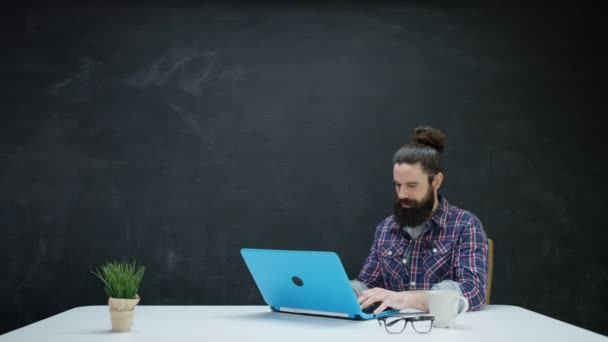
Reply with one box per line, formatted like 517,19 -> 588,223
399,198 -> 418,207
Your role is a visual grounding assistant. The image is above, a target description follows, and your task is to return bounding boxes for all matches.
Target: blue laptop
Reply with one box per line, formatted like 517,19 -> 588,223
240,248 -> 400,320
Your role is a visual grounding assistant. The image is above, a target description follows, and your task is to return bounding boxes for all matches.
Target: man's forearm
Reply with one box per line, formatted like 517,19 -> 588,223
402,290 -> 429,311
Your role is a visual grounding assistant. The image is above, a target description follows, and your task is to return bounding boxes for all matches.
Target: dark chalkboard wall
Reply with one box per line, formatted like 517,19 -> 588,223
1,0 -> 606,336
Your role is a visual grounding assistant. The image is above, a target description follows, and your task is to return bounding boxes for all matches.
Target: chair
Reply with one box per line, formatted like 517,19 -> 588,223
485,238 -> 494,305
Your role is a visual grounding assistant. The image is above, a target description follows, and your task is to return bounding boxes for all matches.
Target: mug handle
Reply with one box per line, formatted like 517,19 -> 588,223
457,296 -> 469,314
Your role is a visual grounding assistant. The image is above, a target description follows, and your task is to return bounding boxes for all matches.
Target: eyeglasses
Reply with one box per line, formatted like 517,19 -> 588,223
377,315 -> 435,334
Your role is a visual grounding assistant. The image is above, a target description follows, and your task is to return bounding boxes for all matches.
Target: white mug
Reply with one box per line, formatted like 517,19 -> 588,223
427,290 -> 469,328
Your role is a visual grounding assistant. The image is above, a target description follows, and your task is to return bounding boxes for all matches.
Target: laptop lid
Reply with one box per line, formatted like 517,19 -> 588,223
240,248 -> 399,320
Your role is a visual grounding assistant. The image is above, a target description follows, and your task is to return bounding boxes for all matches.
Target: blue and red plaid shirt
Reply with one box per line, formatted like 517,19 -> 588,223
356,195 -> 489,311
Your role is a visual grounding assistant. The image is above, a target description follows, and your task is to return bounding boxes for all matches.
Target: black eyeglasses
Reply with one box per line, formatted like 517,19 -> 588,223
377,315 -> 435,334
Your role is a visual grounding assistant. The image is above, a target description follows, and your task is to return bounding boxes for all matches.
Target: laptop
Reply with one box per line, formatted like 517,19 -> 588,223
240,248 -> 400,320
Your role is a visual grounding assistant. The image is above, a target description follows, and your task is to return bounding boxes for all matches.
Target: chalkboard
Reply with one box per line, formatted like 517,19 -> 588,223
0,0 -> 605,335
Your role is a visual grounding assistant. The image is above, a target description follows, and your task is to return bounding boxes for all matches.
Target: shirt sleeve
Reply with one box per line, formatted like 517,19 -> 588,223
350,279 -> 369,297
432,280 -> 463,294
355,223 -> 385,288
452,216 -> 489,311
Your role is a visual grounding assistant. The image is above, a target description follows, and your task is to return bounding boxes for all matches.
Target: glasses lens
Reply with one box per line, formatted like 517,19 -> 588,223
383,317 -> 407,334
411,318 -> 433,333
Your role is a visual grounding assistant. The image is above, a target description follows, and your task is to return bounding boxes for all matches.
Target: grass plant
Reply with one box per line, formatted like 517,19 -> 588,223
92,260 -> 145,299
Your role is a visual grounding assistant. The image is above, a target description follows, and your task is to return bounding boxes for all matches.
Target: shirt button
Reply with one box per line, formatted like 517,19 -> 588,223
432,248 -> 438,253
410,281 -> 416,286
402,259 -> 407,264
388,251 -> 392,256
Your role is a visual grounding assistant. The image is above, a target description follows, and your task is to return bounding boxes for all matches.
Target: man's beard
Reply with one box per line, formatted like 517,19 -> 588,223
394,186 -> 436,228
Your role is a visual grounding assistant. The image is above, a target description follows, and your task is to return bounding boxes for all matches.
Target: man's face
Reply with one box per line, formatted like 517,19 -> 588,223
393,162 -> 437,228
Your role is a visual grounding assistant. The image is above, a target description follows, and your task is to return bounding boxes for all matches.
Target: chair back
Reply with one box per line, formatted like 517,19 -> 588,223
485,238 -> 494,305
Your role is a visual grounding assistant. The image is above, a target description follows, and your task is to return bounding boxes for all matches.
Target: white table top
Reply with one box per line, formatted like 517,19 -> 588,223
1,305 -> 605,342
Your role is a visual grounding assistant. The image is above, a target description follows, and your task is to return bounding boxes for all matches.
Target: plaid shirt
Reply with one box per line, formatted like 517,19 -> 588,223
356,195 -> 489,311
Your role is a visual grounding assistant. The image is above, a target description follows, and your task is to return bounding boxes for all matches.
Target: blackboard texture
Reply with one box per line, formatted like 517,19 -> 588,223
1,0 -> 606,336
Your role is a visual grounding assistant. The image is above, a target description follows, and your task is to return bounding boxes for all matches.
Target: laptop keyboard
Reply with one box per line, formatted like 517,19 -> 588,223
362,303 -> 393,314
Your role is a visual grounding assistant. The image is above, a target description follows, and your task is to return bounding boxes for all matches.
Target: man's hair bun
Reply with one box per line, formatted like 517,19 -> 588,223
413,126 -> 446,153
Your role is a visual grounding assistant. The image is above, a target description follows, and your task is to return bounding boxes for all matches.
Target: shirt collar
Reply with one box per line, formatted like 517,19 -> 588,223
430,195 -> 450,229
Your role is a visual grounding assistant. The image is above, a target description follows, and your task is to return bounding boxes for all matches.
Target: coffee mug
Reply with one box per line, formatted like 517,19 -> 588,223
427,290 -> 469,328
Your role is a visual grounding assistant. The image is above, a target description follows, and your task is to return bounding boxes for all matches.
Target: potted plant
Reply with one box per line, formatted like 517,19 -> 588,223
92,260 -> 146,332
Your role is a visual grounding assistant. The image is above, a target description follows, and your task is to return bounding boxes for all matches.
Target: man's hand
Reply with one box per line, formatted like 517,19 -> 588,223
358,288 -> 407,315
358,288 -> 429,315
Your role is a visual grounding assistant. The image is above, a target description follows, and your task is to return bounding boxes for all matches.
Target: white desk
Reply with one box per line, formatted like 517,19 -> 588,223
1,305 -> 605,341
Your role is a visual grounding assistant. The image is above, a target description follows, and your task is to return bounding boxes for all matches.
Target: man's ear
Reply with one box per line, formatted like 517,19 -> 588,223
433,172 -> 444,191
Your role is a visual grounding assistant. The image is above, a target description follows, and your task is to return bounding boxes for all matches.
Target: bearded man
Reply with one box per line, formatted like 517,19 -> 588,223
353,126 -> 489,314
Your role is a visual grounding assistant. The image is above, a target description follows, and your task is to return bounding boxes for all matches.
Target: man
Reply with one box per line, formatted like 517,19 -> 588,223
354,126 -> 489,314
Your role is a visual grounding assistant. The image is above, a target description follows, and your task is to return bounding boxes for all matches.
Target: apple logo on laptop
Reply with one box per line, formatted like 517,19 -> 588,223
292,276 -> 304,286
